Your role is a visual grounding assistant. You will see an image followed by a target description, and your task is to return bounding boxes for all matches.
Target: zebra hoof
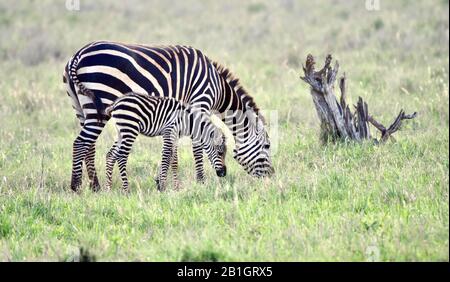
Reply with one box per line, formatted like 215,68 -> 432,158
90,185 -> 101,192
90,178 -> 101,192
70,177 -> 82,193
155,178 -> 166,192
196,177 -> 205,184
70,187 -> 81,194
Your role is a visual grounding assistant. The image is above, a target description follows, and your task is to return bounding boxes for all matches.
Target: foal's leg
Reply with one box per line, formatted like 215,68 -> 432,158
192,144 -> 205,183
189,106 -> 210,183
156,133 -> 176,191
105,142 -> 118,191
170,146 -> 180,190
116,134 -> 137,193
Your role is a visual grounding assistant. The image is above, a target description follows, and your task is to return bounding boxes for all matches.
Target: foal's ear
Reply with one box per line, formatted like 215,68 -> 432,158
233,148 -> 238,158
210,130 -> 218,144
211,130 -> 223,146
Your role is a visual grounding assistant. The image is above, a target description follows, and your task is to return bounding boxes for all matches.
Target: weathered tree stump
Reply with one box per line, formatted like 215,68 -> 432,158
300,54 -> 417,143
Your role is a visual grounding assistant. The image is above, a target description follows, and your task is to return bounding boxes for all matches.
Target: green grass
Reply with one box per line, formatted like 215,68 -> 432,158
0,0 -> 448,261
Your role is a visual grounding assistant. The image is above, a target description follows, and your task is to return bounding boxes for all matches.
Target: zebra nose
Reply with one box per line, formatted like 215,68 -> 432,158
216,167 -> 226,177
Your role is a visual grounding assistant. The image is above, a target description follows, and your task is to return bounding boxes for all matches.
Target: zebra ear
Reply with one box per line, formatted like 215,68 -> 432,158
253,113 -> 265,133
256,115 -> 265,133
210,130 -> 221,145
233,148 -> 238,158
245,106 -> 265,133
245,107 -> 258,127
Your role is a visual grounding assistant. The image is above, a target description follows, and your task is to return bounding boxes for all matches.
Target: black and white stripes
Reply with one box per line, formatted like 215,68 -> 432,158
63,41 -> 273,192
104,93 -> 226,192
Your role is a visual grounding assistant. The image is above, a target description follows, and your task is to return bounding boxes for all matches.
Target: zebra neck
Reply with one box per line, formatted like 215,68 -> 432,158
220,109 -> 253,147
215,76 -> 258,147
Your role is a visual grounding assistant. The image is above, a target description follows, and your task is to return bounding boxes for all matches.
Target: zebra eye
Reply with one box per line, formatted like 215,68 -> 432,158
264,144 -> 270,149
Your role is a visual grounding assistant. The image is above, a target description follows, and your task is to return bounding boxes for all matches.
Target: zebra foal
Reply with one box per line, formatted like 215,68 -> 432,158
104,93 -> 227,192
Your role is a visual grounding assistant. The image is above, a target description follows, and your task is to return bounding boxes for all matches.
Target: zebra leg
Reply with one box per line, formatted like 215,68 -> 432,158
71,123 -> 103,192
105,142 -> 118,191
192,144 -> 205,183
170,146 -> 180,190
71,136 -> 86,192
156,134 -> 176,192
191,107 -> 210,183
85,143 -> 100,192
116,135 -> 137,193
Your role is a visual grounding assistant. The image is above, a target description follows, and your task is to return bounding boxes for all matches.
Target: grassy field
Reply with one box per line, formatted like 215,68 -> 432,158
0,0 -> 448,261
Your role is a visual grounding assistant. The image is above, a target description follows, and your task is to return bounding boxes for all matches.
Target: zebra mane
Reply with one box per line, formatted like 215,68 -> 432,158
211,61 -> 265,124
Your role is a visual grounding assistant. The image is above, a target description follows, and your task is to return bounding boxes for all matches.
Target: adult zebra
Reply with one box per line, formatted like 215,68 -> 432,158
63,41 -> 274,192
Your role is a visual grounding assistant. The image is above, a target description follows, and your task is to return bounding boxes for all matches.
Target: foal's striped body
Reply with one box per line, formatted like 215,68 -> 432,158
105,94 -> 226,192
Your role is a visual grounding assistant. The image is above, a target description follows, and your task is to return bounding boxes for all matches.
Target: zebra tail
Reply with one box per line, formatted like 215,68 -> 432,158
104,104 -> 114,118
68,56 -> 104,123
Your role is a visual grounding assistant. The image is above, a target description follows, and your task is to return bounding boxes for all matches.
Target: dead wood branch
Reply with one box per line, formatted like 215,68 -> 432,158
300,54 -> 417,143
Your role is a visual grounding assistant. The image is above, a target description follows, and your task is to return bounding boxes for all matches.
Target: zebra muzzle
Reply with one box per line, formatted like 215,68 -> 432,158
216,166 -> 227,177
